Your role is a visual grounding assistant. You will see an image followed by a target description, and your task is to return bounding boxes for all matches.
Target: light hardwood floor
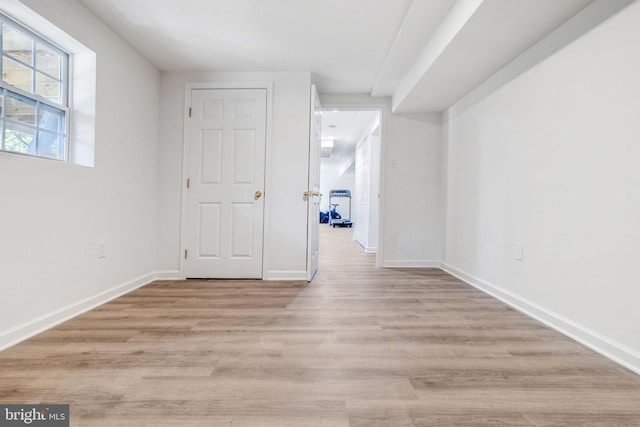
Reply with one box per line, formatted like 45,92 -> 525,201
1,226 -> 640,426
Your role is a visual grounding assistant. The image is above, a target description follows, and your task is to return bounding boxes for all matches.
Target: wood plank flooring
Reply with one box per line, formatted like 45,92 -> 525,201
1,226 -> 640,426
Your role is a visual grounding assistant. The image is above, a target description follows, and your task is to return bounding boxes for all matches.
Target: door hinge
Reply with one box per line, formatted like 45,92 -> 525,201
189,107 -> 192,117
184,249 -> 188,259
187,178 -> 190,189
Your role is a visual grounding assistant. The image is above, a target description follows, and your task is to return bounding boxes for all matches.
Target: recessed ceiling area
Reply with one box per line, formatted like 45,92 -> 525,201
390,0 -> 593,112
320,110 -> 378,173
78,0 -> 607,112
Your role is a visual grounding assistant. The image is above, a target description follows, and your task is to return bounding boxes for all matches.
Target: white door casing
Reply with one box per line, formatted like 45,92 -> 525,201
306,85 -> 321,281
354,134 -> 370,248
183,88 -> 267,278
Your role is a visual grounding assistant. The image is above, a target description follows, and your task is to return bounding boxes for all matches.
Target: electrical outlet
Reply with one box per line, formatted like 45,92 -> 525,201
515,244 -> 524,261
97,241 -> 106,259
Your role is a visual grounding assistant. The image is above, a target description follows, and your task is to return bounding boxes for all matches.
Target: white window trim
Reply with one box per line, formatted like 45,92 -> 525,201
0,13 -> 70,161
0,13 -> 69,107
1,0 -> 96,167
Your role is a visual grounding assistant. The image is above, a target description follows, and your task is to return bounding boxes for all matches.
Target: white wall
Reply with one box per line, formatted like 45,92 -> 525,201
319,94 -> 443,267
444,1 -> 640,372
0,0 -> 160,348
385,112 -> 442,267
158,72 -> 311,280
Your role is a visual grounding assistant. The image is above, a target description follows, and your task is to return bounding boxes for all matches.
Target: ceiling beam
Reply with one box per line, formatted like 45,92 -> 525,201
391,0 -> 484,112
370,0 -> 457,97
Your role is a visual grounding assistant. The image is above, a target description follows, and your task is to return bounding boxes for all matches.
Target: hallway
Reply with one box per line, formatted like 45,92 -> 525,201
1,226 -> 639,425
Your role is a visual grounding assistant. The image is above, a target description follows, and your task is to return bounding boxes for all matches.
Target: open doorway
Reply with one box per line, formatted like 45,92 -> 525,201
319,109 -> 381,253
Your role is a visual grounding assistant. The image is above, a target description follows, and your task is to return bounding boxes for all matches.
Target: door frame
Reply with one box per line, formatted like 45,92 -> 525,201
179,82 -> 274,279
317,103 -> 385,268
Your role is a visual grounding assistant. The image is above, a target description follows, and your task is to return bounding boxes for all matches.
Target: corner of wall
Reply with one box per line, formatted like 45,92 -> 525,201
439,263 -> 640,376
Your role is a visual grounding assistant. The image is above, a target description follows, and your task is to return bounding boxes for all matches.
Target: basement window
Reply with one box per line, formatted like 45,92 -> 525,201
0,13 -> 69,161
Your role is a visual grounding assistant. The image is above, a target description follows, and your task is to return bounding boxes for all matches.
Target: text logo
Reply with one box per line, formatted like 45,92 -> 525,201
0,405 -> 68,426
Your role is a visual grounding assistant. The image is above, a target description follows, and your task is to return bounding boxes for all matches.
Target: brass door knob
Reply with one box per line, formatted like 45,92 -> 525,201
255,191 -> 262,199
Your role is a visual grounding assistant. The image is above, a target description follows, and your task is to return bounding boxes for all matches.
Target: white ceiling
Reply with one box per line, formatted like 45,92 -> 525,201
320,110 -> 378,170
78,0 -> 594,112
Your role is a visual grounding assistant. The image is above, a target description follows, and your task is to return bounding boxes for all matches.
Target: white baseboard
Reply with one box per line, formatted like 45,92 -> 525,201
155,270 -> 182,280
0,272 -> 157,352
263,270 -> 307,281
440,262 -> 640,376
354,238 -> 376,254
382,259 -> 441,268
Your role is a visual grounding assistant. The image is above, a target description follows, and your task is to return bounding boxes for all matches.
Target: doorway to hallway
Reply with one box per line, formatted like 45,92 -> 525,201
319,109 -> 382,259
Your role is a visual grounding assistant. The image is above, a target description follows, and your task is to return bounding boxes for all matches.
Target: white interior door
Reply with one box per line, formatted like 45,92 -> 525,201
306,85 -> 321,281
184,88 -> 267,278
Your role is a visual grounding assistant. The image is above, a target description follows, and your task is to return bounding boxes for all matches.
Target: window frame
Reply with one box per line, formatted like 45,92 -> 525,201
0,12 -> 70,162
